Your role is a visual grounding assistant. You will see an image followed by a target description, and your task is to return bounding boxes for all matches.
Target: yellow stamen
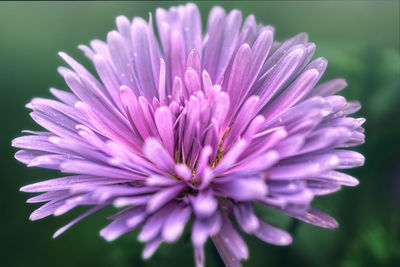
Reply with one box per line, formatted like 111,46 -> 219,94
212,127 -> 230,168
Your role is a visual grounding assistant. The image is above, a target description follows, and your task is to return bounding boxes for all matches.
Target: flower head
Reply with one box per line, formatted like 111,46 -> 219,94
13,3 -> 365,267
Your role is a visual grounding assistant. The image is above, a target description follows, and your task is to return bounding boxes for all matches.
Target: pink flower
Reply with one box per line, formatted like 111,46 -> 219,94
13,3 -> 365,267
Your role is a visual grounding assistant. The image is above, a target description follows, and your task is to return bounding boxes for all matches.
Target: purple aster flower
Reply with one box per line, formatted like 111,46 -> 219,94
13,3 -> 365,267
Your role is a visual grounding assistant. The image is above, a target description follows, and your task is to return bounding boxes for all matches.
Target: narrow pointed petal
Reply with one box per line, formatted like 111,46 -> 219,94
54,205 -> 106,238
276,206 -> 339,229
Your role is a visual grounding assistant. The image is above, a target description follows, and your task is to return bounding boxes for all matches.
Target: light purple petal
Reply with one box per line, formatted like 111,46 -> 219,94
309,78 -> 347,97
276,205 -> 339,229
268,154 -> 340,180
138,203 -> 174,242
54,205 -> 106,238
253,220 -> 292,246
146,184 -> 185,213
162,205 -> 191,243
143,137 -> 175,173
191,211 -> 222,247
20,175 -> 130,193
190,190 -> 218,218
50,87 -> 79,106
145,175 -> 180,187
233,202 -> 259,233
154,106 -> 175,157
333,150 -> 365,169
60,160 -> 140,179
257,46 -> 308,112
142,236 -> 163,259
229,150 -> 279,174
214,175 -> 268,201
194,245 -> 205,267
212,212 -> 248,261
131,18 -> 158,99
309,171 -> 359,186
214,139 -> 247,174
263,68 -> 321,121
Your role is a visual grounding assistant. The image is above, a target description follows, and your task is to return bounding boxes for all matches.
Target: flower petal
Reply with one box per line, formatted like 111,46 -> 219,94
253,220 -> 292,246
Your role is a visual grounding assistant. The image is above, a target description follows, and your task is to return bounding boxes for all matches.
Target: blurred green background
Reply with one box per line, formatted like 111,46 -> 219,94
0,1 -> 399,266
